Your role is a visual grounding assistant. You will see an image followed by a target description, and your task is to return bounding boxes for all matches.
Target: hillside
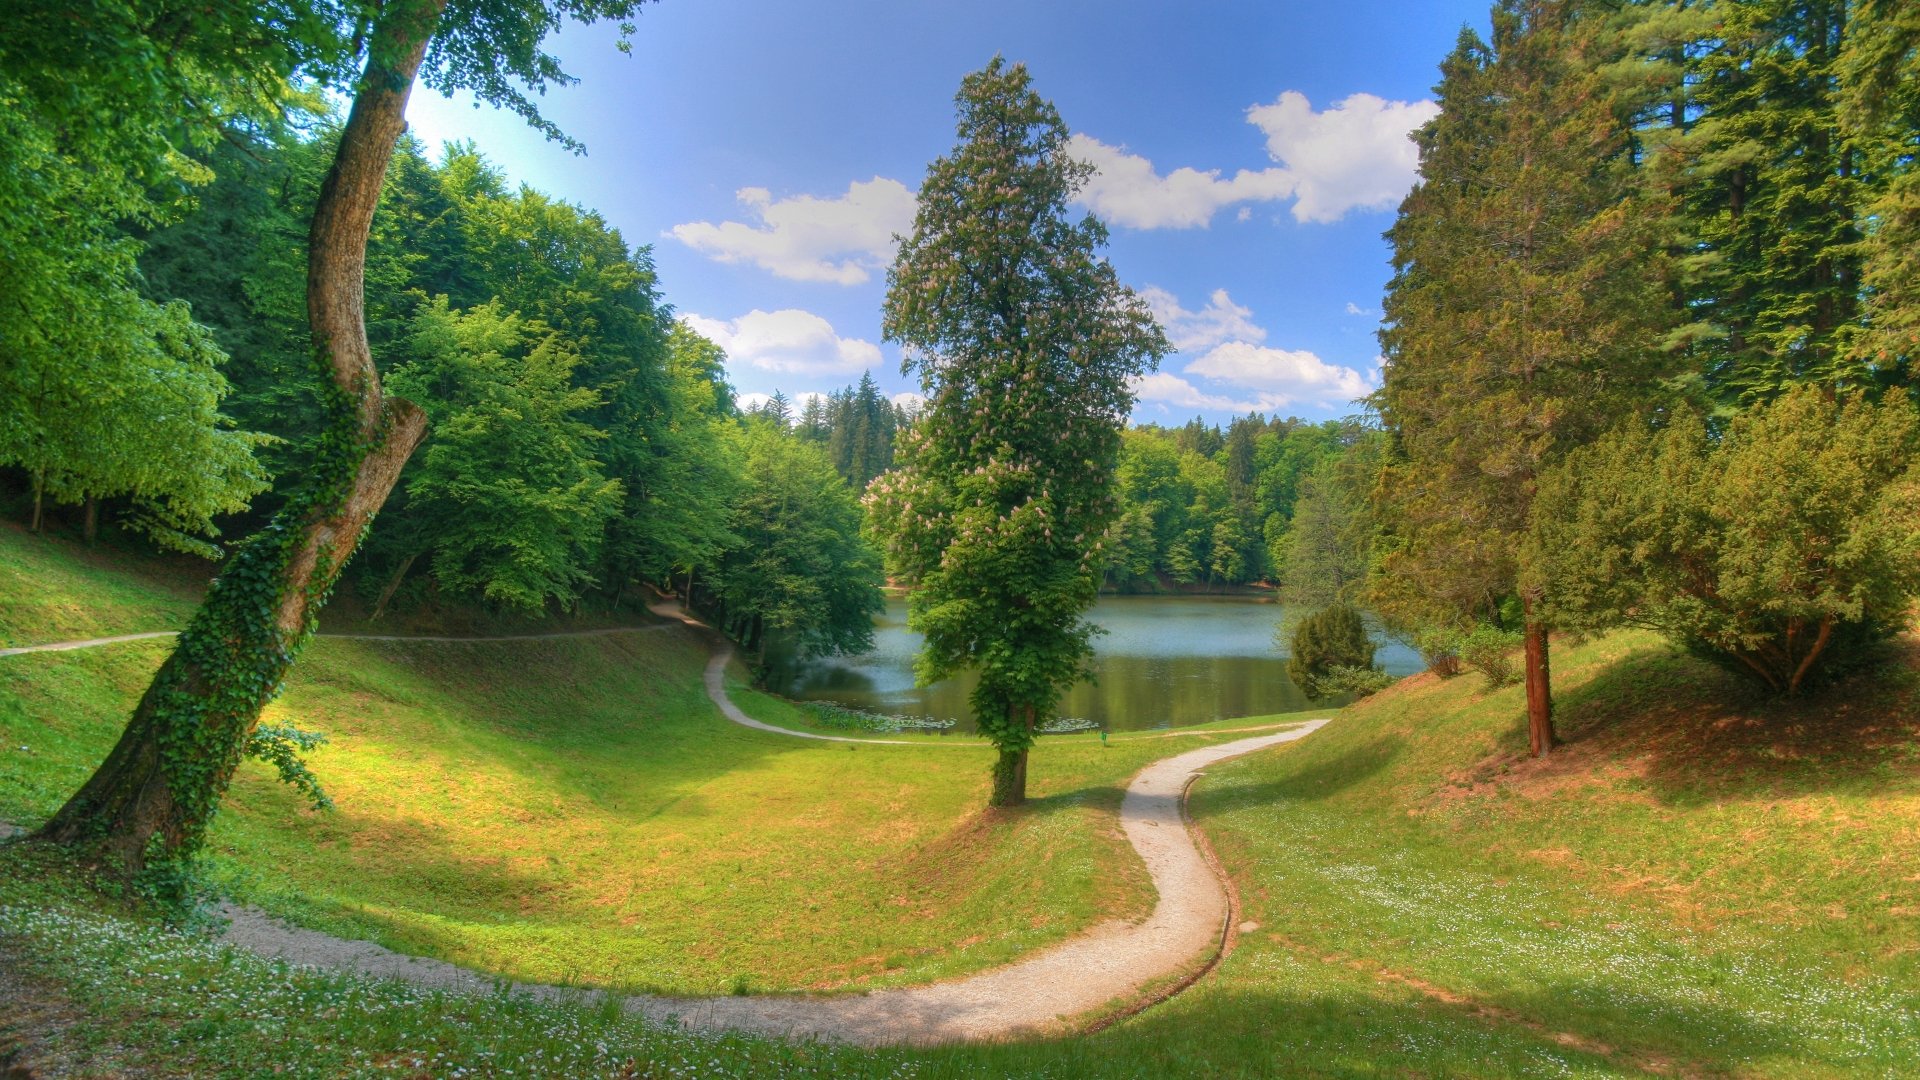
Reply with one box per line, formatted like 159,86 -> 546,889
3,526 -> 1917,1076
0,526 -> 1199,996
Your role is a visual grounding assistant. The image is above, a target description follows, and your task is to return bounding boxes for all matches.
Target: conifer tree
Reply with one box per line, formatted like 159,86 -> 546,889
1666,0 -> 1872,403
1841,0 -> 1920,378
1374,1 -> 1675,757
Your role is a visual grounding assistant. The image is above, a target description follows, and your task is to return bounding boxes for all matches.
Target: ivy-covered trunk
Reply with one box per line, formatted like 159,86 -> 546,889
34,2 -> 442,878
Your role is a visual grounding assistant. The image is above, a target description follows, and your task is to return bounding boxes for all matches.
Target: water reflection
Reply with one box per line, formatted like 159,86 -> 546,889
763,595 -> 1423,732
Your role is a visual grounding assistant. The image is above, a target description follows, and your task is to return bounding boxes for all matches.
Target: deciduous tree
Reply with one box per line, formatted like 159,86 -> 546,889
867,58 -> 1166,807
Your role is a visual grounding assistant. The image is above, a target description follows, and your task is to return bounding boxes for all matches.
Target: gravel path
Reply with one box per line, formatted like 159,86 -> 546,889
6,604 -> 1332,1044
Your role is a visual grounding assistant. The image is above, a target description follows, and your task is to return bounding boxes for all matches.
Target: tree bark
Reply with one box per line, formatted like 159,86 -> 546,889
990,747 -> 1029,807
988,704 -> 1035,807
1522,593 -> 1554,758
28,469 -> 44,533
370,551 -> 419,622
82,496 -> 99,546
35,2 -> 442,876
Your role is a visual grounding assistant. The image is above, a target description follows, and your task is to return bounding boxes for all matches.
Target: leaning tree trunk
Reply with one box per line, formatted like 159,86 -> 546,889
34,2 -> 443,877
1522,592 -> 1555,758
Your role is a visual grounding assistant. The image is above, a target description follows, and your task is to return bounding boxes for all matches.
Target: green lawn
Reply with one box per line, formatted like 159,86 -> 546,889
0,526 -> 1261,996
4,524 -> 1918,1076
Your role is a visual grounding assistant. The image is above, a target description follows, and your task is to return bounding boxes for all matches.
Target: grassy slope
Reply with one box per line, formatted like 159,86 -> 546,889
0,525 -> 1283,996
7,523 -> 1917,1076
978,630 -> 1920,1078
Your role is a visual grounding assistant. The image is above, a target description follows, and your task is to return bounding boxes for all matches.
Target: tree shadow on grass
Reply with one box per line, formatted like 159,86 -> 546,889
1535,635 -> 1920,807
1188,735 -> 1405,820
938,969 -> 1814,1078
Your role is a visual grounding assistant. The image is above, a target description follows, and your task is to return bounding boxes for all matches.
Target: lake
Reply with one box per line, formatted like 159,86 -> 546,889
763,595 -> 1425,732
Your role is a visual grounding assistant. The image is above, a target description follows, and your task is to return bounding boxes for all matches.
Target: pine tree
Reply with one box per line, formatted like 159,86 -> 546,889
1668,0 -> 1873,403
1375,1 -> 1676,757
1841,0 -> 1920,379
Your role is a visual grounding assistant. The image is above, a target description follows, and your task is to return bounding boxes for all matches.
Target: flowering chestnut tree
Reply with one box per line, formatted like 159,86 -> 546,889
867,58 -> 1167,807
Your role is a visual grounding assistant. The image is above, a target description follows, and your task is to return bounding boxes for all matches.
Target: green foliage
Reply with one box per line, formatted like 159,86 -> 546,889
1410,627 -> 1463,679
1531,387 -> 1920,695
1276,432 -> 1381,607
386,298 -> 624,614
1840,0 -> 1920,377
1662,0 -> 1877,404
709,421 -> 883,659
867,58 -> 1167,795
1320,664 -> 1399,699
1373,0 -> 1677,637
1285,604 -> 1376,701
243,722 -> 332,811
1455,624 -> 1523,689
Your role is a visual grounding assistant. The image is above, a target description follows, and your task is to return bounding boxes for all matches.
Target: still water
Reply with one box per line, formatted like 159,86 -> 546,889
764,595 -> 1424,732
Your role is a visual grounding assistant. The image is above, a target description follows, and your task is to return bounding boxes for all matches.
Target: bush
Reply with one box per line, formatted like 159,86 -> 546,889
1321,664 -> 1400,699
1530,387 -> 1920,695
1285,603 -> 1376,700
1411,627 -> 1463,678
1457,625 -> 1523,689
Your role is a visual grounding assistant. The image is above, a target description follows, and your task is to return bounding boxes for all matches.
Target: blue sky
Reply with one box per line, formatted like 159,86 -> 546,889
406,0 -> 1490,426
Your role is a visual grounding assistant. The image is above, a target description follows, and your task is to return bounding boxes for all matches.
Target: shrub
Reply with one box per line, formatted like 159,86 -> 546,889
1321,664 -> 1400,699
1411,627 -> 1463,678
1530,387 -> 1920,695
1285,603 -> 1376,700
1457,625 -> 1523,689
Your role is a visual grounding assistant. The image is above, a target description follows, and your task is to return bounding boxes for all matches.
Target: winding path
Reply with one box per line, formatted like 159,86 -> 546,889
4,610 -> 1330,1044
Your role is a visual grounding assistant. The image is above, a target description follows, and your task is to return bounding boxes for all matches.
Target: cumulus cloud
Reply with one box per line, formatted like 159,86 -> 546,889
1071,91 -> 1435,230
891,391 -> 927,416
1131,372 -> 1271,413
1246,91 -> 1439,223
1183,341 -> 1374,407
1068,135 -> 1295,230
1138,286 -> 1266,354
681,309 -> 881,376
669,178 -> 916,284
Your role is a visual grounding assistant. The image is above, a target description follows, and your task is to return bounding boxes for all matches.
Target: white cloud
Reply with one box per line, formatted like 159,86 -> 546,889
1071,90 -> 1435,230
1132,372 -> 1271,413
1139,286 -> 1266,354
1246,91 -> 1439,224
668,178 -> 916,284
681,310 -> 881,376
1184,341 -> 1374,407
1069,134 -> 1294,230
890,391 -> 927,415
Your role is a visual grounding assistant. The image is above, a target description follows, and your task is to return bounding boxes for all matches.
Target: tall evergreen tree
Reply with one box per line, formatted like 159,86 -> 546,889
1667,0 -> 1873,403
867,58 -> 1167,807
1374,1 -> 1676,757
1841,0 -> 1920,380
